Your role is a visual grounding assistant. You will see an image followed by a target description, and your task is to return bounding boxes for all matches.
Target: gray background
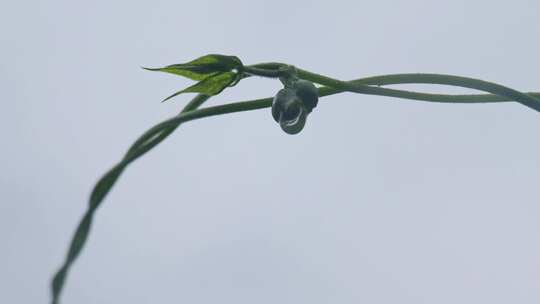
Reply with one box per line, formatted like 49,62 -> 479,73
2,0 -> 540,303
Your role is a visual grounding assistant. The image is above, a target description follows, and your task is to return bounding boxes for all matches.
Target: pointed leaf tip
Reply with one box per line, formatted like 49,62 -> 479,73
141,66 -> 161,71
144,54 -> 243,81
161,89 -> 184,103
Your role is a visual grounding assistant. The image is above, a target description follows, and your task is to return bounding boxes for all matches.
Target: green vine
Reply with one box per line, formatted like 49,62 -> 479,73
50,54 -> 540,304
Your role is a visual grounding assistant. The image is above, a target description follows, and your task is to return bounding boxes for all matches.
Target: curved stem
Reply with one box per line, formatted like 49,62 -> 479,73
318,81 -> 540,104
298,69 -> 540,111
52,97 -> 273,304
249,63 -> 540,104
51,94 -> 212,304
51,63 -> 540,304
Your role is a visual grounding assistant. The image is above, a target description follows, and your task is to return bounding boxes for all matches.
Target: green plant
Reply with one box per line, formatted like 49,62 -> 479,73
50,54 -> 540,304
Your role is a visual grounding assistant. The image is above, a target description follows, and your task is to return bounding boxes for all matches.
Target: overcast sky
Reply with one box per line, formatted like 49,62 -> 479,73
2,1 -> 540,303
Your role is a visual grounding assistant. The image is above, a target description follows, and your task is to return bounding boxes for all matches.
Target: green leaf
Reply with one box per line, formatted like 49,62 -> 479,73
162,72 -> 237,102
143,54 -> 242,81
